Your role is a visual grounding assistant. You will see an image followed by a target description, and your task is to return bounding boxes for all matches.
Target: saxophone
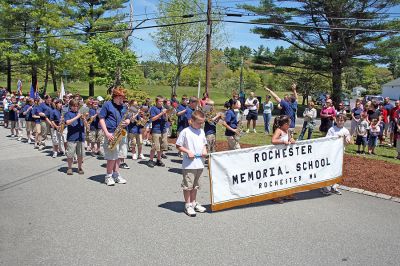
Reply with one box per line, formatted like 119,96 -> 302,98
234,110 -> 246,141
108,105 -> 137,150
58,112 -> 65,134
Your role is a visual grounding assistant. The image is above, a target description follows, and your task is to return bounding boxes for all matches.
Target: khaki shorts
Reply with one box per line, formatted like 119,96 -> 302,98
10,120 -> 17,130
129,133 -> 143,147
89,129 -> 104,143
35,121 -> 48,138
51,128 -> 64,146
66,141 -> 83,158
206,134 -> 216,153
26,121 -> 35,132
103,136 -> 128,160
151,133 -> 168,152
227,136 -> 240,150
182,168 -> 203,190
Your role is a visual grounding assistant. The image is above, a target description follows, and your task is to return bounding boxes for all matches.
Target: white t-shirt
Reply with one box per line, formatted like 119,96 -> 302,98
176,126 -> 207,169
245,97 -> 259,111
326,126 -> 351,146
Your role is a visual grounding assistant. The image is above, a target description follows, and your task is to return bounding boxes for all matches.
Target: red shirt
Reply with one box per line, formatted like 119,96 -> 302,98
379,108 -> 388,123
390,106 -> 399,121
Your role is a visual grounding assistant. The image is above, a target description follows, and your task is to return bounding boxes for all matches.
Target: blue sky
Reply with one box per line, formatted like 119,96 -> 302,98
128,0 -> 400,61
129,0 -> 289,61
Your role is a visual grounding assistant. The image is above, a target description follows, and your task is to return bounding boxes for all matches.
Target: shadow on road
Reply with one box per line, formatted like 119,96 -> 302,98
167,168 -> 182,174
170,159 -> 182,164
87,174 -> 105,184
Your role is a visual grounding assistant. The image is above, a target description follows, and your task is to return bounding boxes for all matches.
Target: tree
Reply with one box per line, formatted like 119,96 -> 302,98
152,0 -> 207,96
223,46 -> 252,71
67,0 -> 129,96
243,0 -> 400,105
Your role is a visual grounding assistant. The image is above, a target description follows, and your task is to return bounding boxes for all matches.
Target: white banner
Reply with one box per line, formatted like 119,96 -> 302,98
209,137 -> 343,210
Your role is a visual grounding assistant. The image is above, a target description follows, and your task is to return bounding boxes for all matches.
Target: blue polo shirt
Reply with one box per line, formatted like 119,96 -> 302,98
88,108 -> 100,130
36,103 -> 52,121
176,104 -> 187,132
98,101 -> 126,133
352,107 -> 363,119
32,106 -> 41,124
128,114 -> 143,134
50,109 -> 61,126
64,111 -> 85,142
150,106 -> 166,134
204,121 -> 216,136
23,104 -> 34,121
8,104 -> 18,121
225,109 -> 237,137
280,100 -> 295,128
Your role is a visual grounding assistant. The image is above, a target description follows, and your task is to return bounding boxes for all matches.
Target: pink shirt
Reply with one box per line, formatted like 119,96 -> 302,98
320,106 -> 336,119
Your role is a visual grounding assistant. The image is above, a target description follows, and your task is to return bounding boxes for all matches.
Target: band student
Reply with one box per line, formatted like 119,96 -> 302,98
99,87 -> 130,186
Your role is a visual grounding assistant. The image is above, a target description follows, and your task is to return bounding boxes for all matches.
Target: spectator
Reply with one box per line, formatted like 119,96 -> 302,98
199,92 -> 208,108
245,91 -> 259,133
262,95 -> 274,134
350,99 -> 363,136
298,101 -> 317,140
170,94 -> 179,108
319,99 -> 336,136
265,87 -> 296,134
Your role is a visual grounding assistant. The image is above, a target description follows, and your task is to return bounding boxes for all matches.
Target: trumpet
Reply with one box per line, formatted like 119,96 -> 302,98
135,112 -> 150,127
234,110 -> 247,141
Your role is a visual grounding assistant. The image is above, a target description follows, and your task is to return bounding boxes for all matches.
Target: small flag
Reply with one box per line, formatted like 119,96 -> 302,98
29,82 -> 35,98
59,78 -> 65,100
17,80 -> 22,95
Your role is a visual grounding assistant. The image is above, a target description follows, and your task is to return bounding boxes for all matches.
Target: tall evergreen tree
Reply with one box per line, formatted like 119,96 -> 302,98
243,0 -> 400,104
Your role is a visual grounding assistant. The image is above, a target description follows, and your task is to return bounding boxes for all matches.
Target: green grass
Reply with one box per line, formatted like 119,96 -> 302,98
215,123 -> 400,165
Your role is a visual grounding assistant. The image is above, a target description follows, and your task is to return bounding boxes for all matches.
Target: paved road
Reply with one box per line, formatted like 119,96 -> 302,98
0,127 -> 399,265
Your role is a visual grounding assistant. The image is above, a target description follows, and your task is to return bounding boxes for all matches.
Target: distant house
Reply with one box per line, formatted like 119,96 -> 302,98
382,78 -> 400,100
352,86 -> 366,96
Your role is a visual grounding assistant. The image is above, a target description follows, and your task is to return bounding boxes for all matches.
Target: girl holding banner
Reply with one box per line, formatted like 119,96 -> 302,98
223,99 -> 241,150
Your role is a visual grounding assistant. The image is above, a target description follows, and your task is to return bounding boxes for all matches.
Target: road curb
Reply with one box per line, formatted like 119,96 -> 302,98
339,185 -> 399,203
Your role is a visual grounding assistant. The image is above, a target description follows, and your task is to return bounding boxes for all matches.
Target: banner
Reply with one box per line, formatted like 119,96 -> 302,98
208,137 -> 344,211
59,78 -> 65,100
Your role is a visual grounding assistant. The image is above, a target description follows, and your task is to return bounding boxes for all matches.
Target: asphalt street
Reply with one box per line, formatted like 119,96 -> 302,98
0,127 -> 399,265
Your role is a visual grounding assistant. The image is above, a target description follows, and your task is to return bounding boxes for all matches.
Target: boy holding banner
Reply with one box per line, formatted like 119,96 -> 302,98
176,110 -> 208,217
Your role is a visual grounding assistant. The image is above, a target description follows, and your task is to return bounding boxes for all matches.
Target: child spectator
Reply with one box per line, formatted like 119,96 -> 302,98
350,100 -> 363,136
355,113 -> 369,154
368,119 -> 380,155
271,115 -> 296,203
322,114 -> 351,195
176,110 -> 208,217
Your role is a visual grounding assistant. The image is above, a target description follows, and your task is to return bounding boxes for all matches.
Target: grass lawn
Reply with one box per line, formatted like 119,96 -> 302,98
214,123 -> 400,165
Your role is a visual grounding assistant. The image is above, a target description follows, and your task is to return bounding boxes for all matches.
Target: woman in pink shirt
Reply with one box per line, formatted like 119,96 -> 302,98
319,99 -> 336,136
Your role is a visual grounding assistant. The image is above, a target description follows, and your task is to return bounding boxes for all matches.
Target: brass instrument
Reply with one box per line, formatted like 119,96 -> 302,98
108,105 -> 138,150
135,112 -> 150,127
58,111 -> 65,134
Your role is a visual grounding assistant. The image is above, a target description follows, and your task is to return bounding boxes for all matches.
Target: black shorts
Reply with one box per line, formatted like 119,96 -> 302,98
246,110 -> 258,121
355,136 -> 367,146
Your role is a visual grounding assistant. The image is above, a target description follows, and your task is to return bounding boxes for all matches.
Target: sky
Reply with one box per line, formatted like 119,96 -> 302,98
129,0 -> 290,61
127,0 -> 400,61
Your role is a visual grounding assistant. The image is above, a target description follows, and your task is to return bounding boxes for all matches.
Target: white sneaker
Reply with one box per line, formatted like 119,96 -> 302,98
132,153 -> 138,160
113,174 -> 127,184
10,134 -> 15,138
28,139 -> 31,144
17,137 -> 22,141
105,175 -> 115,186
245,129 -> 249,133
253,129 -> 257,133
138,154 -> 145,160
193,202 -> 206,213
184,204 -> 196,217
52,152 -> 58,158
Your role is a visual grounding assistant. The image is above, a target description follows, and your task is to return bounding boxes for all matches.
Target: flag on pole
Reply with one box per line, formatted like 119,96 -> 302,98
59,78 -> 65,99
29,82 -> 35,98
17,80 -> 22,95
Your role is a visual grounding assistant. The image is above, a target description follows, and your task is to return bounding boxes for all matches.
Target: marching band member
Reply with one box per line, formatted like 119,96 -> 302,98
88,99 -> 103,157
142,98 -> 152,146
147,95 -> 168,168
128,102 -> 145,160
49,99 -> 64,158
222,99 -> 241,150
7,95 -> 20,138
99,87 -> 130,186
22,98 -> 35,144
34,95 -> 52,150
64,99 -> 87,175
203,99 -> 222,154
176,95 -> 189,157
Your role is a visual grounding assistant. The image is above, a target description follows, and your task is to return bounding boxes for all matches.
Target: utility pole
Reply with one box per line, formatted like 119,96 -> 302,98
205,0 -> 212,96
239,56 -> 244,93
